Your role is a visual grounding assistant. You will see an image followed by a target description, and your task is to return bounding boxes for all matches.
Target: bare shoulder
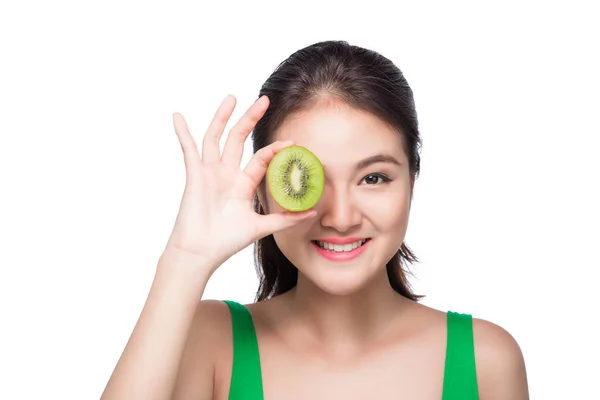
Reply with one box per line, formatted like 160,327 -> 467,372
172,299 -> 232,400
472,317 -> 529,399
191,299 -> 233,344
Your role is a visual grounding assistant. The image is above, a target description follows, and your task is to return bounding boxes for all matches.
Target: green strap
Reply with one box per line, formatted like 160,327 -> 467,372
442,311 -> 479,400
223,300 -> 264,400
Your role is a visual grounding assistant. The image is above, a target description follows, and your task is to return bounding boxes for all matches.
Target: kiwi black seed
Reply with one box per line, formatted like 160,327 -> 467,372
266,145 -> 324,212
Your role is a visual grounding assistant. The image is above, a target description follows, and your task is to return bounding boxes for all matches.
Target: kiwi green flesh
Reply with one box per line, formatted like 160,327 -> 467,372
267,146 -> 324,212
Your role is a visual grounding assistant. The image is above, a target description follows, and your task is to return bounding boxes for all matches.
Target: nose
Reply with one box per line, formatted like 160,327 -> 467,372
318,185 -> 361,233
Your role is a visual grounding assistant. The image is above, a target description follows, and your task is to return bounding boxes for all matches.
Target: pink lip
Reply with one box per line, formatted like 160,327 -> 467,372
311,239 -> 371,261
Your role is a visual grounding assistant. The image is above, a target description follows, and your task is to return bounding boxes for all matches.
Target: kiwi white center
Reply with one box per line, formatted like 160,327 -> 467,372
284,161 -> 308,197
290,165 -> 304,191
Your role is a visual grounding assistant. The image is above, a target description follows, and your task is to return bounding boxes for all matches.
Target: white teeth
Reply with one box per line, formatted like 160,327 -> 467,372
316,239 -> 367,252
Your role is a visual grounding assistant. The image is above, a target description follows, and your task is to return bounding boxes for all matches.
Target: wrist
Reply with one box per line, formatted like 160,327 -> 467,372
157,246 -> 218,285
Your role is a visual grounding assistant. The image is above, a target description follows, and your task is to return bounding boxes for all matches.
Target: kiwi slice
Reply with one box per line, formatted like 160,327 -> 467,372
267,145 -> 325,212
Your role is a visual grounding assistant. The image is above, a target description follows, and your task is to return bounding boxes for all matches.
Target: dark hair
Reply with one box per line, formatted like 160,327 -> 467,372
251,40 -> 424,302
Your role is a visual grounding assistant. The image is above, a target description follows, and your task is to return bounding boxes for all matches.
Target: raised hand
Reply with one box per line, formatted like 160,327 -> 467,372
164,95 -> 316,274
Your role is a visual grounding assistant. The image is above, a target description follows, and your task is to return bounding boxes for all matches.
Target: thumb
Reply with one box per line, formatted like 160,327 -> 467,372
257,209 -> 318,237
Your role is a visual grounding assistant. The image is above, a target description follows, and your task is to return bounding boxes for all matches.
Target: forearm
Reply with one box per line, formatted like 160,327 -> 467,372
101,251 -> 214,400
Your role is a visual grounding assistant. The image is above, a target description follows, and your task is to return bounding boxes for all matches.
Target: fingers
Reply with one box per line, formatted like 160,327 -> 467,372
173,112 -> 201,179
221,95 -> 270,166
202,95 -> 236,163
243,140 -> 295,186
256,210 -> 318,239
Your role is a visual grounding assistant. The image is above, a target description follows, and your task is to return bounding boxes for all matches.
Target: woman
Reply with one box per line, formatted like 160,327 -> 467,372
101,41 -> 529,399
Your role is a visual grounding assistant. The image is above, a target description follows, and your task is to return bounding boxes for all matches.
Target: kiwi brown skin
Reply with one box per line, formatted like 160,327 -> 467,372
266,145 -> 325,212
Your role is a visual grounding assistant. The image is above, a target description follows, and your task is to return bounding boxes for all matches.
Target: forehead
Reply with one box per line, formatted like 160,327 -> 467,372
272,102 -> 406,165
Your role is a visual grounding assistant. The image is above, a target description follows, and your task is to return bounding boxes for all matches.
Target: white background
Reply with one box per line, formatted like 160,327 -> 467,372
1,1 -> 598,398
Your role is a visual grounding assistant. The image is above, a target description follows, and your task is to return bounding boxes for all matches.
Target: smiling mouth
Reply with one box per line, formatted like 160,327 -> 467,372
311,239 -> 371,253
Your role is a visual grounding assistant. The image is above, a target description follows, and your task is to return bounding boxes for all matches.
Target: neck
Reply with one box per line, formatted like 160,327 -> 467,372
281,269 -> 410,357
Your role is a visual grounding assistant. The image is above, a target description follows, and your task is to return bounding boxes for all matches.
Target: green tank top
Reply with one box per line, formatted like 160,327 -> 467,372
223,300 -> 479,399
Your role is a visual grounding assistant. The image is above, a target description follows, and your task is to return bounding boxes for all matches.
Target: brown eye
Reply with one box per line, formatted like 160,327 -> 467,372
361,173 -> 390,185
365,175 -> 381,184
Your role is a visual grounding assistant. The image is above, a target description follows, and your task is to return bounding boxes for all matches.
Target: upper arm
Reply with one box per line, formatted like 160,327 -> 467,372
172,299 -> 231,400
473,318 -> 529,399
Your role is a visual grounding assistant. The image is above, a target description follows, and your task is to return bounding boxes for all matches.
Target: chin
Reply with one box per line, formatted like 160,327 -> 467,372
301,266 -> 378,297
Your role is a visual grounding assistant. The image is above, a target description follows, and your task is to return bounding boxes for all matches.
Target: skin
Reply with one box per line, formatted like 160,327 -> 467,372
172,98 -> 529,399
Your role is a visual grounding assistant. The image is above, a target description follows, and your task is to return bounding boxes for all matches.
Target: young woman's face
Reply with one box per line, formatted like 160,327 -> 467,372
263,100 -> 413,296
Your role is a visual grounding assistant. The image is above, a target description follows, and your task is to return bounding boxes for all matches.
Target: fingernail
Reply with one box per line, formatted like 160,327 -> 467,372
257,95 -> 270,105
304,210 -> 317,218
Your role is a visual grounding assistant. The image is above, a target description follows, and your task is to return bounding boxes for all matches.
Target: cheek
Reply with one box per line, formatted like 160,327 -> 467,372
358,187 -> 411,231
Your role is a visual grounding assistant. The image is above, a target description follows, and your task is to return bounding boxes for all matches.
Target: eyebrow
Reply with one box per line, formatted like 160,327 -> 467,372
355,154 -> 402,171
